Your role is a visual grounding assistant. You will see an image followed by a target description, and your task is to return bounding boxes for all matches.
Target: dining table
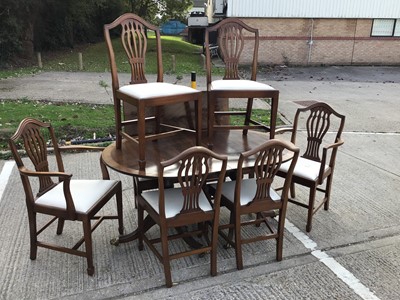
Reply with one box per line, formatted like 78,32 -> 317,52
101,129 -> 279,245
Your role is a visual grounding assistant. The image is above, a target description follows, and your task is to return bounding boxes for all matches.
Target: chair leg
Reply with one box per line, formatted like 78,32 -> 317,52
137,203 -> 144,251
234,212 -> 243,270
306,186 -> 317,232
210,219 -> 218,276
160,226 -> 173,287
56,217 -> 65,235
324,175 -> 333,210
200,221 -> 210,245
184,101 -> 194,130
155,106 -> 162,134
276,211 -> 285,261
137,104 -> 146,170
195,96 -> 202,146
243,97 -> 253,136
28,211 -> 38,260
116,184 -> 124,235
115,97 -> 122,149
82,218 -> 94,276
290,182 -> 296,199
225,212 -> 234,248
133,177 -> 138,209
207,93 -> 215,148
255,212 -> 262,227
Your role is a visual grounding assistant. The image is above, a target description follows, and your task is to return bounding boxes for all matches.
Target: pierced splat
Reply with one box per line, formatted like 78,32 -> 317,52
252,146 -> 284,202
121,19 -> 148,84
218,23 -> 245,80
303,107 -> 332,161
21,125 -> 54,194
176,154 -> 210,214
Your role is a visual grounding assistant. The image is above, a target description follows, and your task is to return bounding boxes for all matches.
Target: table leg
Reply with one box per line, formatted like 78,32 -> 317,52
175,226 -> 205,250
110,216 -> 204,249
110,215 -> 155,245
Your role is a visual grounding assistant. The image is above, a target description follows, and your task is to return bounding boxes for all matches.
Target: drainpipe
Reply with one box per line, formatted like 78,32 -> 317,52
307,18 -> 314,64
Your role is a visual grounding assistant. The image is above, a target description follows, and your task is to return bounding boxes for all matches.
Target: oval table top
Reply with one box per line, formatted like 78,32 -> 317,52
101,130 -> 290,178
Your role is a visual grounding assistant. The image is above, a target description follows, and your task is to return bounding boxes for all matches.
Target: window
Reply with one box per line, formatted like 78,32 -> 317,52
371,19 -> 400,37
395,22 -> 400,36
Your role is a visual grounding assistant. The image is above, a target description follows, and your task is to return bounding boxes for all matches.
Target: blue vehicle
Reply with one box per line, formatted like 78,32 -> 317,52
160,20 -> 187,35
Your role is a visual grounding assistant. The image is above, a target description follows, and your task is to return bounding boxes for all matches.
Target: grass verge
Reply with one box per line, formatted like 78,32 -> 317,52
0,99 -> 115,157
0,99 -> 282,158
230,109 -> 284,127
0,35 -> 209,79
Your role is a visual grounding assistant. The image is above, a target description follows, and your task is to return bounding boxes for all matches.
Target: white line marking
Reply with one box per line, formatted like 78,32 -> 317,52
285,219 -> 380,300
285,220 -> 317,250
343,132 -> 400,136
0,161 -> 15,203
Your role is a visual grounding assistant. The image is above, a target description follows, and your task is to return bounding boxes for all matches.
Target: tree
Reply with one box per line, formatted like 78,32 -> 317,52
160,0 -> 193,23
0,0 -> 127,66
0,0 -> 40,66
129,0 -> 160,24
0,0 -> 191,67
130,0 -> 192,24
34,0 -> 127,51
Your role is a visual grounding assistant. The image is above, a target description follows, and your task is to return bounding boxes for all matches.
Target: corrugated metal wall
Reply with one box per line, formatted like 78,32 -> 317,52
227,0 -> 400,18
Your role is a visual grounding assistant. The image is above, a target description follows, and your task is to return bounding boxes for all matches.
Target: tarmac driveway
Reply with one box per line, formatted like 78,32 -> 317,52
0,66 -> 399,299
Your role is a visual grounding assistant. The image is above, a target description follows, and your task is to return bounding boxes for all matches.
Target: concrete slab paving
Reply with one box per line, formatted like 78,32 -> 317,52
0,66 -> 399,299
330,235 -> 400,300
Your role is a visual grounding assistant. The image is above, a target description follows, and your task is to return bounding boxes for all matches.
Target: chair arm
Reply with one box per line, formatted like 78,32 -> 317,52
318,139 -> 344,183
19,166 -> 76,217
323,139 -> 344,151
275,126 -> 293,135
59,145 -> 105,152
19,166 -> 72,179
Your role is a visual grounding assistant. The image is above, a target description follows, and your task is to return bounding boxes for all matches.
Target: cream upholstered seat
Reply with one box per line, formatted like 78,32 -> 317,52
140,188 -> 212,219
211,80 -> 276,91
104,13 -> 202,170
217,179 -> 280,206
276,102 -> 345,232
8,118 -> 124,276
36,180 -> 119,213
279,157 -> 330,182
119,82 -> 197,100
137,146 -> 227,287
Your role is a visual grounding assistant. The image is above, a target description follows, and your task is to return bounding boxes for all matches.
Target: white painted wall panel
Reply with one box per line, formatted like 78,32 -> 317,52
226,0 -> 400,18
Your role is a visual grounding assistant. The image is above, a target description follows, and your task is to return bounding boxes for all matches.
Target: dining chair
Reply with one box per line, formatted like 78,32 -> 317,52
104,13 -> 202,170
137,146 -> 227,287
8,118 -> 124,275
204,18 -> 279,147
276,102 -> 346,232
212,139 -> 299,270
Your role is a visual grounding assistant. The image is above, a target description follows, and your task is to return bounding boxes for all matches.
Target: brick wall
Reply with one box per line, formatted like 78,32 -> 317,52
239,18 -> 400,66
